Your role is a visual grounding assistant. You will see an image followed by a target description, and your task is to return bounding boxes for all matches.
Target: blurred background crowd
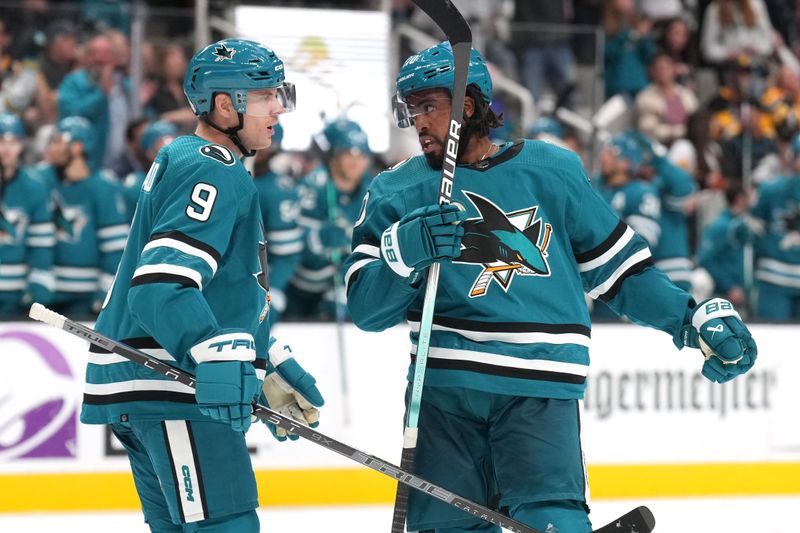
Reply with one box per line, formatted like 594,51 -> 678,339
0,0 -> 799,322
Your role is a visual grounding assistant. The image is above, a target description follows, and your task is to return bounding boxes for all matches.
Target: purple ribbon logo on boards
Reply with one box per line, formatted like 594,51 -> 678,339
0,330 -> 78,460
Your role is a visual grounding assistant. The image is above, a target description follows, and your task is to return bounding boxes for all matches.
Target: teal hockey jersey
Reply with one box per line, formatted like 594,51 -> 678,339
344,140 -> 691,399
751,174 -> 800,290
0,167 -> 55,313
650,157 -> 695,289
121,170 -> 145,222
698,209 -> 746,294
81,136 -> 270,424
596,179 -> 662,249
253,170 -> 303,316
293,165 -> 371,295
40,169 -> 129,304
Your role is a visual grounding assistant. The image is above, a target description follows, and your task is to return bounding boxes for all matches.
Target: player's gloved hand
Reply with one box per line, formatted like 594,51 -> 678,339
680,298 -> 757,383
380,203 -> 466,282
259,343 -> 324,442
195,361 -> 261,432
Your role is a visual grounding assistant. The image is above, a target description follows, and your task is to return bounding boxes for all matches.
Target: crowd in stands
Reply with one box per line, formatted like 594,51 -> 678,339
1,0 -> 799,321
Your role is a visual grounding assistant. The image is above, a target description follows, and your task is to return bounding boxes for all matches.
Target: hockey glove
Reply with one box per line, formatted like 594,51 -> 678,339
680,298 -> 757,383
380,203 -> 466,282
195,361 -> 261,433
260,343 -> 324,442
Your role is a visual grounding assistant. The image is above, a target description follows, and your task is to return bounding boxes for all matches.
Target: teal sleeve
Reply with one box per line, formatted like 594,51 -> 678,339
26,179 -> 55,302
58,72 -> 107,120
259,179 -> 304,292
343,178 -> 422,331
653,156 -> 695,212
93,179 -> 129,297
127,159 -> 248,361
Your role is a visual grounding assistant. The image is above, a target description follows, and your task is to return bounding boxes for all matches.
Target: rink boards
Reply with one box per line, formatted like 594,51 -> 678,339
0,321 -> 798,512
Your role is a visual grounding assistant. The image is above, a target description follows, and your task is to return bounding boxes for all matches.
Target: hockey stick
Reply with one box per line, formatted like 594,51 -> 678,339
324,178 -> 352,426
391,1 -> 472,532
28,303 -> 656,533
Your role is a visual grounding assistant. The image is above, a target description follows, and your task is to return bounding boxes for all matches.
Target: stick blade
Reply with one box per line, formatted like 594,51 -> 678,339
412,0 -> 472,43
593,506 -> 656,533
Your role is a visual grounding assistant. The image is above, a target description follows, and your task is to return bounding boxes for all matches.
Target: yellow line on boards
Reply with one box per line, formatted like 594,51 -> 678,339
1,463 -> 799,513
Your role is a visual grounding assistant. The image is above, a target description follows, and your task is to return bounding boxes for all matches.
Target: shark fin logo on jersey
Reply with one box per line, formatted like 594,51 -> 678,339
0,207 -> 26,244
212,43 -> 236,62
199,144 -> 235,166
254,229 -> 270,323
52,195 -> 88,243
455,191 -> 552,298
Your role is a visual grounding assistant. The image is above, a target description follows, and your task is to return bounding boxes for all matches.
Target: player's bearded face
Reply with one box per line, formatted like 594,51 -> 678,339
406,89 -> 455,170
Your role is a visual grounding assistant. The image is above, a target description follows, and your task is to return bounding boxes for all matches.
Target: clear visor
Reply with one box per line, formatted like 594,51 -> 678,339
245,82 -> 297,117
391,92 -> 450,128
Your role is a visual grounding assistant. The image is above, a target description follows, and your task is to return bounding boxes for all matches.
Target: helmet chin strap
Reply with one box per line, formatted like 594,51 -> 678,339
204,113 -> 255,158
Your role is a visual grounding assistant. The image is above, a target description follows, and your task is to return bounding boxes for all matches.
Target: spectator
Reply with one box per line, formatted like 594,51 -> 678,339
150,44 -> 196,128
0,111 -> 54,316
659,16 -> 699,88
761,63 -> 800,140
58,32 -> 131,176
34,20 -> 78,126
707,55 -> 771,141
0,18 -> 38,117
40,116 -> 128,316
603,0 -> 657,99
636,52 -> 699,145
121,117 -> 148,177
700,0 -> 776,69
719,102 -> 778,180
638,0 -> 687,23
512,0 -> 578,106
252,123 -> 304,325
697,184 -> 750,307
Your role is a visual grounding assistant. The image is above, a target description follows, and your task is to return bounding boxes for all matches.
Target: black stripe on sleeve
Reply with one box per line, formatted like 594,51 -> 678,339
574,220 -> 627,264
411,354 -> 586,385
89,337 -> 163,354
161,421 -> 186,524
130,273 -> 200,289
405,312 -> 591,337
597,257 -> 655,302
149,231 -> 222,263
83,391 -> 197,405
185,421 -> 208,520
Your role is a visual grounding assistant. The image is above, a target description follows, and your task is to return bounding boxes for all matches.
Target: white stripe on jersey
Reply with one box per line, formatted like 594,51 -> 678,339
54,266 -> 100,278
268,241 -> 304,255
54,280 -> 98,292
84,379 -> 195,395
97,224 -> 130,238
0,264 -> 28,276
0,279 -> 26,290
344,258 -> 379,292
133,264 -> 203,289
352,244 -> 380,258
758,258 -> 800,276
28,269 -> 56,290
88,347 -> 177,365
267,227 -> 303,241
296,264 -> 336,281
578,226 -> 634,272
143,237 -> 219,275
756,270 -> 800,288
407,320 -> 591,347
411,345 -> 589,377
587,248 -> 652,299
99,237 -> 128,252
27,236 -> 56,247
626,215 -> 661,246
163,421 -> 206,523
655,257 -> 694,271
28,222 -> 55,235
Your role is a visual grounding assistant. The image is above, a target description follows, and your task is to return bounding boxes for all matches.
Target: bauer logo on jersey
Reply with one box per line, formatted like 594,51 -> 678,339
455,191 -> 552,298
199,144 -> 236,166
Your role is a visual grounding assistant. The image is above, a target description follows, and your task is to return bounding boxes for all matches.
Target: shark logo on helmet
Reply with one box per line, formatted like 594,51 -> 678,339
455,192 -> 552,298
213,44 -> 236,62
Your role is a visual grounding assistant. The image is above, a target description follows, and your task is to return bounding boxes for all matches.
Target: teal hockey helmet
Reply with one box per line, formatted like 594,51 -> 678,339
0,112 -> 25,140
140,121 -> 177,153
393,41 -> 492,128
55,116 -> 95,154
183,39 -> 295,117
323,119 -> 370,155
608,132 -> 644,170
528,117 -> 564,139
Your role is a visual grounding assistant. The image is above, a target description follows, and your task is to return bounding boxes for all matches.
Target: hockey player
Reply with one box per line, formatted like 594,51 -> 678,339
344,42 -> 757,533
80,39 -> 324,532
121,120 -> 177,221
0,112 -> 54,315
252,122 -> 304,324
41,116 -> 128,316
287,118 -> 371,318
629,130 -> 697,292
697,185 -> 750,306
751,132 -> 800,319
